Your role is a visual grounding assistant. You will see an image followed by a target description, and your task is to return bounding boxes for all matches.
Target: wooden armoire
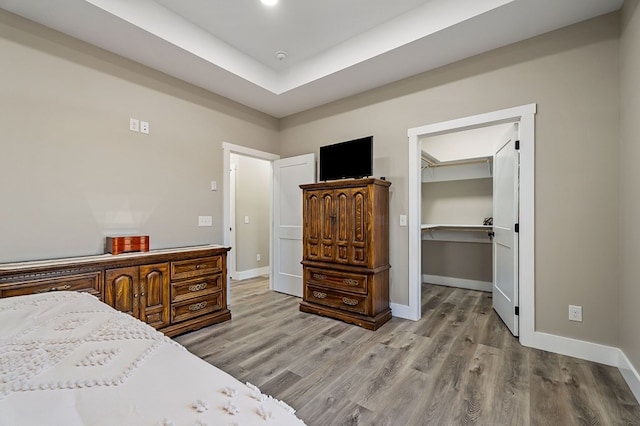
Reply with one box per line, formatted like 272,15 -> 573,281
299,178 -> 391,330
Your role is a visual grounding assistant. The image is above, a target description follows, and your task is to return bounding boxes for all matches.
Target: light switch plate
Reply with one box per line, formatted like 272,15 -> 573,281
129,118 -> 139,132
399,215 -> 407,226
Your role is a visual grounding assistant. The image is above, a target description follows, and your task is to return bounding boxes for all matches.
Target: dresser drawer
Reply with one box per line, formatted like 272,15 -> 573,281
171,275 -> 222,303
171,292 -> 223,323
306,285 -> 367,315
171,256 -> 222,280
0,272 -> 103,299
306,267 -> 367,294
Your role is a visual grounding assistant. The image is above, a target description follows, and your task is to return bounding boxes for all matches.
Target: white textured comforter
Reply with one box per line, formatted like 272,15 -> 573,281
0,291 -> 305,425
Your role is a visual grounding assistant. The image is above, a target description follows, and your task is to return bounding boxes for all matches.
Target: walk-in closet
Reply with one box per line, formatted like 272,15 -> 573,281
420,123 -> 514,294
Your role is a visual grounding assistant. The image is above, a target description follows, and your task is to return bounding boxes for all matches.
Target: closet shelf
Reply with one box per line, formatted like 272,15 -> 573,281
421,224 -> 492,232
421,224 -> 493,243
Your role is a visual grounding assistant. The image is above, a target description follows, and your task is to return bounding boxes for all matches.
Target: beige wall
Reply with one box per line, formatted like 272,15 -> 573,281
422,241 -> 492,282
0,10 -> 279,262
280,14 -> 621,345
620,1 -> 640,371
421,178 -> 492,224
232,154 -> 270,272
0,8 -> 629,350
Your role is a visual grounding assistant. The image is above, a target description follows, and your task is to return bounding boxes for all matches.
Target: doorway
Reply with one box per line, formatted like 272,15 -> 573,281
223,143 -> 280,302
407,104 -> 536,344
222,142 -> 315,302
229,153 -> 272,281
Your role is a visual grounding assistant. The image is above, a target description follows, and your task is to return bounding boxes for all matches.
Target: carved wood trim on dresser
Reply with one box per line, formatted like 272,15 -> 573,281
0,245 -> 231,337
299,178 -> 392,330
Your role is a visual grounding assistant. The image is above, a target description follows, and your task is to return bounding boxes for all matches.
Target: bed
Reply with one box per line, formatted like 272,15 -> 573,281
0,291 -> 305,425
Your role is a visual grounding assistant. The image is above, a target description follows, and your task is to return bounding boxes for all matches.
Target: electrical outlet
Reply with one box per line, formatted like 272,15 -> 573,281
198,216 -> 212,227
140,121 -> 149,134
256,254 -> 261,261
569,305 -> 583,322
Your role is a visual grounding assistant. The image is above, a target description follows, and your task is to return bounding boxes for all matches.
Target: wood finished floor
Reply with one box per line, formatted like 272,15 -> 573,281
175,277 -> 640,425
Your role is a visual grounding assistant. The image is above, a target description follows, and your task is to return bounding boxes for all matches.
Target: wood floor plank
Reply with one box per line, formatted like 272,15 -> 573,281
176,279 -> 640,426
456,344 -> 501,425
530,375 -> 573,426
486,335 -> 531,425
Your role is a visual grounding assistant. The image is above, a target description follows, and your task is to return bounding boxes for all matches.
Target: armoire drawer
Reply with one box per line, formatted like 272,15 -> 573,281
0,271 -> 103,299
305,268 -> 368,294
171,292 -> 223,323
170,256 -> 222,280
171,274 -> 222,303
306,285 -> 367,315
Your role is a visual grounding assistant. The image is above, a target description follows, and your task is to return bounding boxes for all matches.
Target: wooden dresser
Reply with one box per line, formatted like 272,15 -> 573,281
299,178 -> 391,330
0,245 -> 231,337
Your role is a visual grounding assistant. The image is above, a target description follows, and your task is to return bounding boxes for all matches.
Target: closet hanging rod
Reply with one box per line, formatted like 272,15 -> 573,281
422,226 -> 492,233
422,158 -> 491,169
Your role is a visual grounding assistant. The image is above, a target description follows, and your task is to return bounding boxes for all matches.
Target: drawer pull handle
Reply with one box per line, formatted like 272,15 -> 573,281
195,264 -> 201,270
313,273 -> 327,280
35,284 -> 71,293
342,297 -> 358,306
312,291 -> 327,299
189,301 -> 207,311
343,279 -> 359,286
188,283 -> 207,292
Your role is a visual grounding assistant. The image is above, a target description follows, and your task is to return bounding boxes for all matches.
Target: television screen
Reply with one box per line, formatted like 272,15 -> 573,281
319,136 -> 373,181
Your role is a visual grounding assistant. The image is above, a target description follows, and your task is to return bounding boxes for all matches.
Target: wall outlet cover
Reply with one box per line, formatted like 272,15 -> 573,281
569,305 -> 583,322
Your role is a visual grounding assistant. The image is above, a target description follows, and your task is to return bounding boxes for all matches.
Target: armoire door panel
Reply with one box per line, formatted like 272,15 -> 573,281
319,191 -> 334,261
349,188 -> 368,265
334,191 -> 349,263
352,191 -> 366,243
304,193 -> 320,260
308,194 -> 318,240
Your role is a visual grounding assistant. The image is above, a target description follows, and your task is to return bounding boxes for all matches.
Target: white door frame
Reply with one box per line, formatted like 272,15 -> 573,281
407,103 -> 536,346
222,142 -> 280,303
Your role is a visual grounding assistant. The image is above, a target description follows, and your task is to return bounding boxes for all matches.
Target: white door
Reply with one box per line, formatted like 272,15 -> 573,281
493,124 -> 519,336
228,161 -> 237,279
272,154 -> 315,297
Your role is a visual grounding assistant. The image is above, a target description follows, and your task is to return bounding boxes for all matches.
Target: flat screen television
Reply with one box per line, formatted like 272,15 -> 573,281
319,136 -> 373,181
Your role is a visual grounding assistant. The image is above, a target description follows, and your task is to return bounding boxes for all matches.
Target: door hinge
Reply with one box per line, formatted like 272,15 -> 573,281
515,140 -> 520,150
515,306 -> 519,316
514,223 -> 519,233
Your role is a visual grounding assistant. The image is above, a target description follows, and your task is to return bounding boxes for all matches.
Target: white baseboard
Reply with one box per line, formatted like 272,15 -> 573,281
522,331 -> 620,366
390,302 -> 415,320
618,350 -> 640,403
422,274 -> 492,292
521,331 -> 640,404
235,266 -> 269,281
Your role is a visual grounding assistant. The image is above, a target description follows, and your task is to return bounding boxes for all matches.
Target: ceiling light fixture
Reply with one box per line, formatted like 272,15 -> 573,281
261,0 -> 278,6
275,51 -> 287,61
